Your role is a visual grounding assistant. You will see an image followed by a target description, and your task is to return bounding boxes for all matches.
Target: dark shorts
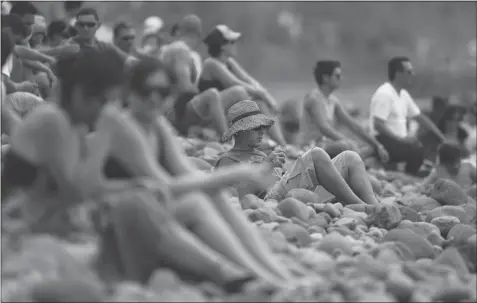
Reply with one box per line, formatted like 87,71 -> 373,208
174,91 -> 208,135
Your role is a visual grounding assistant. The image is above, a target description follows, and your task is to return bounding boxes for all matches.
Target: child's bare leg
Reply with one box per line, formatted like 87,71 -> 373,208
174,192 -> 287,286
329,150 -> 380,205
310,147 -> 366,205
108,191 -> 250,285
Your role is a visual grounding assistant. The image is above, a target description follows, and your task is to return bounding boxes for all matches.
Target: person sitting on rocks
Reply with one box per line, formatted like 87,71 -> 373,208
369,57 -> 446,176
421,141 -> 476,190
200,24 -> 300,156
159,16 -> 248,139
1,50 -> 277,292
278,60 -> 389,164
88,57 -> 293,287
215,100 -> 380,206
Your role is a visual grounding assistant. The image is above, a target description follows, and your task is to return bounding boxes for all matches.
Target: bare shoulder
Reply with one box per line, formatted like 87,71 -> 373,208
304,89 -> 320,108
161,41 -> 191,60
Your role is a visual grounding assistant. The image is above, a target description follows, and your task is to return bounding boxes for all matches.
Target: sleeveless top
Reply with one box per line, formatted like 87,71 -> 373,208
301,88 -> 339,144
197,59 -> 232,92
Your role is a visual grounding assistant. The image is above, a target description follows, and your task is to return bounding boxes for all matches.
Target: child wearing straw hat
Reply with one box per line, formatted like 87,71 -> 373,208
216,100 -> 380,205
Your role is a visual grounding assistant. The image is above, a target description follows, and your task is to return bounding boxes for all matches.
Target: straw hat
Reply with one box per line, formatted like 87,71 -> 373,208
222,100 -> 274,142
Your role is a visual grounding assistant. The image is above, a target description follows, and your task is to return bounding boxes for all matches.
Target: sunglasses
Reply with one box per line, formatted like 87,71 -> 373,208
76,22 -> 97,28
139,85 -> 171,99
120,35 -> 136,41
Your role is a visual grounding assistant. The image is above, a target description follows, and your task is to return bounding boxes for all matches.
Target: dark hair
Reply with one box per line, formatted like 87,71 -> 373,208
388,56 -> 410,81
113,21 -> 131,39
207,44 -> 223,58
46,19 -> 69,39
76,7 -> 99,21
64,1 -> 84,14
128,57 -> 174,96
438,141 -> 461,164
1,14 -> 28,37
67,25 -> 78,37
1,31 -> 14,67
56,49 -> 124,108
313,60 -> 341,85
9,1 -> 38,17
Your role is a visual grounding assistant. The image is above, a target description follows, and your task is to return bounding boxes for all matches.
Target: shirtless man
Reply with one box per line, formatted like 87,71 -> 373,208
280,60 -> 389,162
160,15 -> 246,138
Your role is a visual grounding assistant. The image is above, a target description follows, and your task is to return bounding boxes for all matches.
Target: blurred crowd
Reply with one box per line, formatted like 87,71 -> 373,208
1,1 -> 476,299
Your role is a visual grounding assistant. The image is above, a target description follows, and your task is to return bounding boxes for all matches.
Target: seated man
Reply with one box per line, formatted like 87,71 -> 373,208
369,57 -> 446,176
279,60 -> 389,163
215,100 -> 380,205
421,141 -> 476,190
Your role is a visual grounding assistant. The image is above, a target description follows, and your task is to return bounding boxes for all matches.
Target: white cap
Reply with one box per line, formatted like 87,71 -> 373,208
143,16 -> 164,35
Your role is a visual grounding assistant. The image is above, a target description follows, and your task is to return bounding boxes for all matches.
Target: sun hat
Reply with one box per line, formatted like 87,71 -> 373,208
222,100 -> 274,142
204,24 -> 241,46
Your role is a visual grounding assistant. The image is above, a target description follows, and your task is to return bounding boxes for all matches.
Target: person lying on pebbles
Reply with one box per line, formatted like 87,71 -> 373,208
84,57 -> 293,287
420,141 -> 476,190
215,100 -> 380,206
1,51 -> 285,292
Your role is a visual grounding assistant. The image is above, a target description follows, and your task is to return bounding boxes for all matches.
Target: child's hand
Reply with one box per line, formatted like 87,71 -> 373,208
266,149 -> 286,167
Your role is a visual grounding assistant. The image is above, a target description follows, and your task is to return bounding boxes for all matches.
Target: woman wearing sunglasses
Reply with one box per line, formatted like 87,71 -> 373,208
91,57 -> 293,286
1,49 -> 287,290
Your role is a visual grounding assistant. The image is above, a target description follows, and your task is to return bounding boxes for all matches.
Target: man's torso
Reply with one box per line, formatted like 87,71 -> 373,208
369,82 -> 413,138
301,88 -> 339,145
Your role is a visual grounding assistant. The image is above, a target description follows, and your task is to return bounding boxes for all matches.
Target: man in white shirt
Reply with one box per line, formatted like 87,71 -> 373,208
369,56 -> 446,176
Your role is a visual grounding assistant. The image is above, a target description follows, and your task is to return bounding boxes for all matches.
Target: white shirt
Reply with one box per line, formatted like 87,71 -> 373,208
369,82 -> 421,138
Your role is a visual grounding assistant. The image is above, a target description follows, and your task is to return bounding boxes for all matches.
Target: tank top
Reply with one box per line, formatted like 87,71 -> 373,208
301,88 -> 339,144
197,60 -> 232,92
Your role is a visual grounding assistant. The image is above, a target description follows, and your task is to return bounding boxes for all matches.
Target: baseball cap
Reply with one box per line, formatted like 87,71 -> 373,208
203,24 -> 241,46
179,14 -> 202,36
143,16 -> 164,36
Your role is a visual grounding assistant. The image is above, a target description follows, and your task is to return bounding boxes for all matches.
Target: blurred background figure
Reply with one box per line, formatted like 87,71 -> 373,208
113,21 -> 136,55
1,0 -> 12,15
46,19 -> 70,47
140,16 -> 164,56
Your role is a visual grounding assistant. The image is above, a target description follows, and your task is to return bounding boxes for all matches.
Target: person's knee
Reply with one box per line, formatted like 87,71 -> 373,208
227,85 -> 249,101
175,192 -> 212,226
339,150 -> 363,167
203,88 -> 220,100
310,147 -> 331,163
